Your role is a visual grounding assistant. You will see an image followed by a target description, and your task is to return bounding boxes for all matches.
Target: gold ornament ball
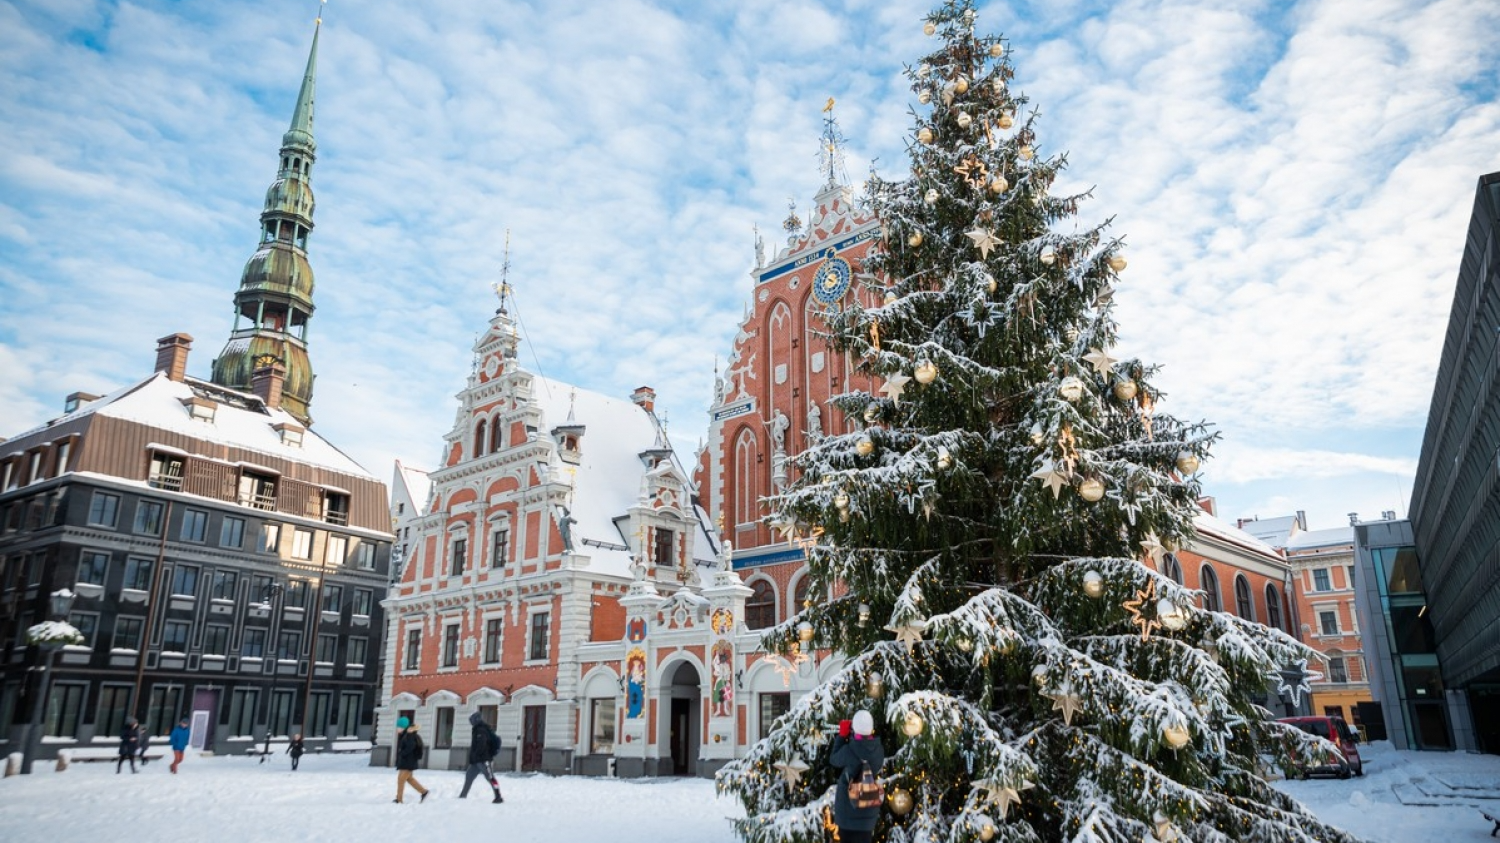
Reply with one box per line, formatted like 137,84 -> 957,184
1031,664 -> 1049,687
833,491 -> 850,511
902,711 -> 924,737
1109,254 -> 1128,272
918,63 -> 932,78
1019,144 -> 1034,160
914,360 -> 938,384
1040,245 -> 1056,265
1113,379 -> 1138,401
993,76 -> 1006,94
866,672 -> 884,698
936,446 -> 952,470
954,77 -> 969,94
957,637 -> 973,652
957,111 -> 973,129
998,113 -> 1014,129
1083,570 -> 1104,598
924,188 -> 939,205
1078,477 -> 1106,502
1176,452 -> 1201,475
908,231 -> 923,247
989,175 -> 1009,194
1028,423 -> 1045,445
990,43 -> 1004,58
918,89 -> 932,105
987,276 -> 998,294
1058,375 -> 1084,402
1157,598 -> 1189,631
856,436 -> 875,457
1162,722 -> 1192,749
889,789 -> 914,816
923,21 -> 936,35
863,404 -> 881,423
963,9 -> 976,24
979,820 -> 997,842
797,620 -> 815,643
918,127 -> 934,144
884,289 -> 897,306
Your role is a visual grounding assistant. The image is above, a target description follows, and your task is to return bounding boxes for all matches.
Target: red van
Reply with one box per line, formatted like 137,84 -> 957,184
1278,715 -> 1364,778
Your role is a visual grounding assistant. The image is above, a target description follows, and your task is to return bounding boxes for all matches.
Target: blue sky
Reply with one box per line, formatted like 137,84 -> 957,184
2,0 -> 1497,533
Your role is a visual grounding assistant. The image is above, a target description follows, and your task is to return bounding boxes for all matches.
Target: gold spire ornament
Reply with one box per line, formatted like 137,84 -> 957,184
1123,579 -> 1162,642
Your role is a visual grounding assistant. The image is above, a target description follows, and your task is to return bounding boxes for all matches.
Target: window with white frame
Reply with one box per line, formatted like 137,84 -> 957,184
77,550 -> 109,586
325,534 -> 348,566
291,528 -> 314,560
180,508 -> 209,543
442,623 -> 460,668
483,617 -> 503,664
87,491 -> 119,528
528,610 -> 550,662
1319,610 -> 1339,636
1313,568 -> 1332,592
404,628 -> 422,671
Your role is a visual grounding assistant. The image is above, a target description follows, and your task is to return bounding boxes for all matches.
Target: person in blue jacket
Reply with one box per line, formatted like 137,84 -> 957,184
168,718 -> 191,774
830,709 -> 885,843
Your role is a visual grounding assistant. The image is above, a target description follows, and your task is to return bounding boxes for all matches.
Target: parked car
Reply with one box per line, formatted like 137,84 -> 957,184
1278,715 -> 1364,778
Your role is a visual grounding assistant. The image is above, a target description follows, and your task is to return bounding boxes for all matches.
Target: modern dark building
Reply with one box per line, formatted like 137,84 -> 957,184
0,20 -> 394,764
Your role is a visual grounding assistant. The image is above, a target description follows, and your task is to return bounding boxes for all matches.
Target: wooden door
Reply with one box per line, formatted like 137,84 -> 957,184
670,698 -> 690,775
522,705 -> 546,771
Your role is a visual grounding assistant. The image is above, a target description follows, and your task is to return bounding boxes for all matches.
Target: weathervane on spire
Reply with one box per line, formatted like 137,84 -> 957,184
316,0 -> 327,26
819,96 -> 848,189
492,229 -> 512,314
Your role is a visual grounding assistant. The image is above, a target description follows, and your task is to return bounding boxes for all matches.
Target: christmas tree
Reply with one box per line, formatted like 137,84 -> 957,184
717,3 -> 1360,842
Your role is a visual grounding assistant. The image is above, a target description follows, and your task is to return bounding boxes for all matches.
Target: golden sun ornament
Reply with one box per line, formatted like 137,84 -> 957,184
1123,578 -> 1162,642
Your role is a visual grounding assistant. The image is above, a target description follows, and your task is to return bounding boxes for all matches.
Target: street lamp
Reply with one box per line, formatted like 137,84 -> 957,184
254,582 -> 285,763
22,588 -> 81,774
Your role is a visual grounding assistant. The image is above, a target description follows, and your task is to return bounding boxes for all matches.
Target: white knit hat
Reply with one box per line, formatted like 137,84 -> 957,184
852,710 -> 875,736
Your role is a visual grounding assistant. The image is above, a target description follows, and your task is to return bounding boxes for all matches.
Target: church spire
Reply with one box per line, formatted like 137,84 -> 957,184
210,17 -> 323,424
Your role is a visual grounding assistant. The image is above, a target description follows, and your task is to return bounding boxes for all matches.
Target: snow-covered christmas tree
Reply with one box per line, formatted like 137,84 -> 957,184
717,3 -> 1361,842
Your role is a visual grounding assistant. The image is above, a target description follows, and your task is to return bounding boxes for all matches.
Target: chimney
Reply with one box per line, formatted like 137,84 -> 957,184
251,356 -> 286,411
1296,510 -> 1307,531
1382,510 -> 1397,521
1196,496 -> 1216,517
64,392 -> 101,413
1348,512 -> 1360,526
630,386 -> 656,413
154,333 -> 194,382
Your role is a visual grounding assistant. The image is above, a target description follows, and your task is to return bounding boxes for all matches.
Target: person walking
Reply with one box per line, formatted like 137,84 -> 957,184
393,717 -> 430,804
458,712 -> 504,803
116,718 -> 140,774
136,721 -> 151,767
168,718 -> 191,774
830,710 -> 886,843
286,734 -> 305,771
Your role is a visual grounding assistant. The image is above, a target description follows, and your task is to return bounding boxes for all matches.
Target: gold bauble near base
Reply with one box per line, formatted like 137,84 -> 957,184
889,788 -> 914,816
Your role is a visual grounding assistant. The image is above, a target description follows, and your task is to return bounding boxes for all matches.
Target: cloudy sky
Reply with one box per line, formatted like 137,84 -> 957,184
3,0 -> 1497,534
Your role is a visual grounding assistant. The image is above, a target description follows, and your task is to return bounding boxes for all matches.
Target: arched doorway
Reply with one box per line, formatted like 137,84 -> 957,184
664,661 -> 701,776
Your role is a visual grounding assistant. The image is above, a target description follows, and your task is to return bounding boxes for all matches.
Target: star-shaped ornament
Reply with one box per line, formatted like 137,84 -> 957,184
1082,347 -> 1118,376
1094,286 -> 1115,308
880,372 -> 912,406
1139,531 -> 1167,567
886,619 -> 927,653
1152,811 -> 1180,842
954,155 -> 990,190
1030,459 -> 1069,499
1045,684 -> 1085,726
773,755 -> 810,787
966,227 -> 1002,259
778,520 -> 800,543
1123,578 -> 1162,642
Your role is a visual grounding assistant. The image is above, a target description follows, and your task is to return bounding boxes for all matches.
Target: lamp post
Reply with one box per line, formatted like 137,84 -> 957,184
255,582 -> 285,763
21,588 -> 80,774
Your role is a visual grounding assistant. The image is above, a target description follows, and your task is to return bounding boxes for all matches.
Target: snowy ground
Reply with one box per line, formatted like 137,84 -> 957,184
0,742 -> 1495,842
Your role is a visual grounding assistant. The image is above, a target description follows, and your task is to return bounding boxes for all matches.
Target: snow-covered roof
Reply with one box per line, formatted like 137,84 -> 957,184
391,460 -> 432,516
1233,514 -> 1300,548
1286,526 -> 1353,552
1192,509 -> 1285,561
11,372 -> 372,479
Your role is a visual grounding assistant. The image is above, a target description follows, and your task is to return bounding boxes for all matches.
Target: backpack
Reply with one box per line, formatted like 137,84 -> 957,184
489,730 -> 502,757
847,761 -> 884,809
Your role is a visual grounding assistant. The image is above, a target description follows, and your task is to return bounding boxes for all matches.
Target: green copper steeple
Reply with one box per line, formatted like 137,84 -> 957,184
211,19 -> 322,424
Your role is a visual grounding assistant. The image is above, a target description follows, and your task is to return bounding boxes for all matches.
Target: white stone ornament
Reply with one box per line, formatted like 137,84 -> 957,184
880,372 -> 912,406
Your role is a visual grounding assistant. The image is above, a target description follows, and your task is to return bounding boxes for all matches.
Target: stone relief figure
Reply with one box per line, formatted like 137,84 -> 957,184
806,400 -> 823,439
556,506 -> 577,552
769,410 -> 789,453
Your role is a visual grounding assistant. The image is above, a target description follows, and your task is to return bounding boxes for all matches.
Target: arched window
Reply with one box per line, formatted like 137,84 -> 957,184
1265,584 -> 1283,630
1200,565 -> 1222,612
1163,553 -> 1183,584
792,576 -> 811,618
490,417 -> 503,453
746,579 -> 776,629
1234,575 -> 1254,620
733,429 -> 758,531
474,419 -> 488,458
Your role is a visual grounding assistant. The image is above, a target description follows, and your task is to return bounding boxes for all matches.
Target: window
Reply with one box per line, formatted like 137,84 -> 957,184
483,618 -> 503,664
653,528 -> 674,567
338,692 -> 362,737
1313,568 -> 1332,592
491,527 -> 509,568
148,453 -> 185,490
285,579 -> 308,608
229,688 -> 259,737
257,522 -> 282,554
87,491 -> 120,528
355,542 -> 376,570
758,692 -> 791,740
346,637 -> 367,667
323,493 -> 350,526
404,628 -> 421,671
442,624 -> 460,667
77,550 -> 109,586
171,564 -> 199,597
1319,611 -> 1339,636
352,588 -> 374,617
210,570 -> 238,601
477,705 -> 498,730
475,420 -> 488,458
325,535 -> 348,566
221,516 -> 246,548
269,689 -> 295,737
250,574 -> 273,603
277,630 -> 301,661
322,583 -> 343,613
203,624 -> 229,656
1265,584 -> 1283,631
241,627 -> 267,658
239,471 -> 278,511
180,509 -> 209,543
68,612 -> 98,647
450,538 -> 467,577
123,558 -> 153,591
1234,575 -> 1253,620
1199,566 -> 1221,612
590,698 -> 616,754
133,500 -> 165,535
1163,553 -> 1183,584
528,611 -> 550,661
435,707 -> 455,749
27,451 -> 43,484
291,529 -> 314,560
1346,565 -> 1356,587
792,576 -> 811,616
162,620 -> 190,653
146,685 -> 183,736
96,685 -> 133,739
1329,657 -> 1348,683
113,616 -> 144,650
747,580 -> 776,629
306,691 -> 332,738
55,441 -> 71,474
316,633 -> 338,664
44,683 -> 86,737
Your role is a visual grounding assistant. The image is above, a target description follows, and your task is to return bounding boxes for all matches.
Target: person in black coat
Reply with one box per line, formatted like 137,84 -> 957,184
117,717 -> 141,774
393,718 -> 430,803
830,709 -> 885,843
458,711 -> 505,803
286,734 -> 305,770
